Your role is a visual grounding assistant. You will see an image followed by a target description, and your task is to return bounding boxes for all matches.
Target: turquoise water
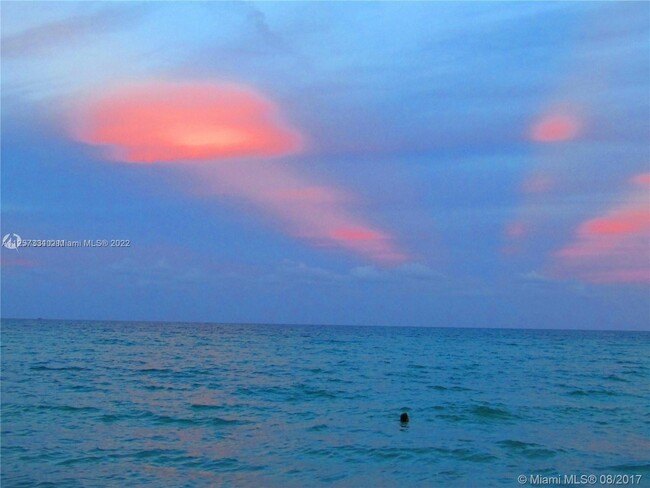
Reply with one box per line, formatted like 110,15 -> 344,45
1,319 -> 649,487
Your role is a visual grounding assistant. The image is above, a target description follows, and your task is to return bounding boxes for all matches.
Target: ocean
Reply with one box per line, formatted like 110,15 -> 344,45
1,319 -> 648,487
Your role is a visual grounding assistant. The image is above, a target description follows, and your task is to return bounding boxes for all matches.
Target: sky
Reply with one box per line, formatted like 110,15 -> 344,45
1,1 -> 648,330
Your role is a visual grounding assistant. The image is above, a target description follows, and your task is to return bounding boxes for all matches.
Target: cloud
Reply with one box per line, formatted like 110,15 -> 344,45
505,4 -> 648,266
191,159 -> 410,264
1,6 -> 148,58
550,175 -> 649,284
519,270 -> 552,282
71,81 -> 302,162
269,260 -> 441,286
520,174 -> 555,195
69,80 -> 409,264
350,262 -> 442,282
274,260 -> 346,285
349,265 -> 385,281
505,222 -> 527,238
631,173 -> 650,186
578,210 -> 648,237
109,257 -> 205,288
530,111 -> 581,143
0,255 -> 37,268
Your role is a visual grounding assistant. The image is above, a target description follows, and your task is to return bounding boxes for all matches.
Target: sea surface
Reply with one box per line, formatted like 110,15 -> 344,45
1,319 -> 649,487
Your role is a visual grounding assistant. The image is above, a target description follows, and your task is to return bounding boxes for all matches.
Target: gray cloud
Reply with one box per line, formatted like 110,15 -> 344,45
1,5 -> 149,58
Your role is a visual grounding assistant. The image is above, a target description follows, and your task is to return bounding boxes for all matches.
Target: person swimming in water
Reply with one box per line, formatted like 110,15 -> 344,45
400,412 -> 409,423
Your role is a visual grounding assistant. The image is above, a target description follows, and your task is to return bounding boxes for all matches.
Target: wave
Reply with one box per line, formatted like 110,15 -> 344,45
568,388 -> 620,397
189,403 -> 224,411
470,405 -> 519,421
32,404 -> 100,413
98,410 -> 251,427
30,365 -> 88,372
497,440 -> 558,459
208,417 -> 252,426
428,385 -> 472,392
604,374 -> 630,383
136,368 -> 174,374
57,455 -> 104,466
444,448 -> 498,463
294,384 -> 338,399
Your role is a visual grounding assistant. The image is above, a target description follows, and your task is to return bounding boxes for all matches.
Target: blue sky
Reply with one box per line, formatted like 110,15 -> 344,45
1,2 -> 648,329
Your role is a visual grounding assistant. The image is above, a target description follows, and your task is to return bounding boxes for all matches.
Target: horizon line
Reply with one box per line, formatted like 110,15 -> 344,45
1,317 -> 648,333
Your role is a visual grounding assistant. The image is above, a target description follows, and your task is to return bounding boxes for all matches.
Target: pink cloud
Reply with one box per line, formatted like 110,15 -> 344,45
266,186 -> 349,205
579,210 -> 649,236
332,228 -> 385,242
182,156 -> 408,264
501,222 -> 528,258
505,222 -> 527,238
578,270 -> 649,284
530,112 -> 581,143
631,172 -> 650,187
551,181 -> 649,284
0,256 -> 37,268
520,174 -> 555,195
72,81 -> 301,162
70,80 -> 408,265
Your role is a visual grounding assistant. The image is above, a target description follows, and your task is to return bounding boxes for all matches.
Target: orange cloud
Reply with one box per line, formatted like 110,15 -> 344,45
70,80 -> 408,265
72,81 -> 301,162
